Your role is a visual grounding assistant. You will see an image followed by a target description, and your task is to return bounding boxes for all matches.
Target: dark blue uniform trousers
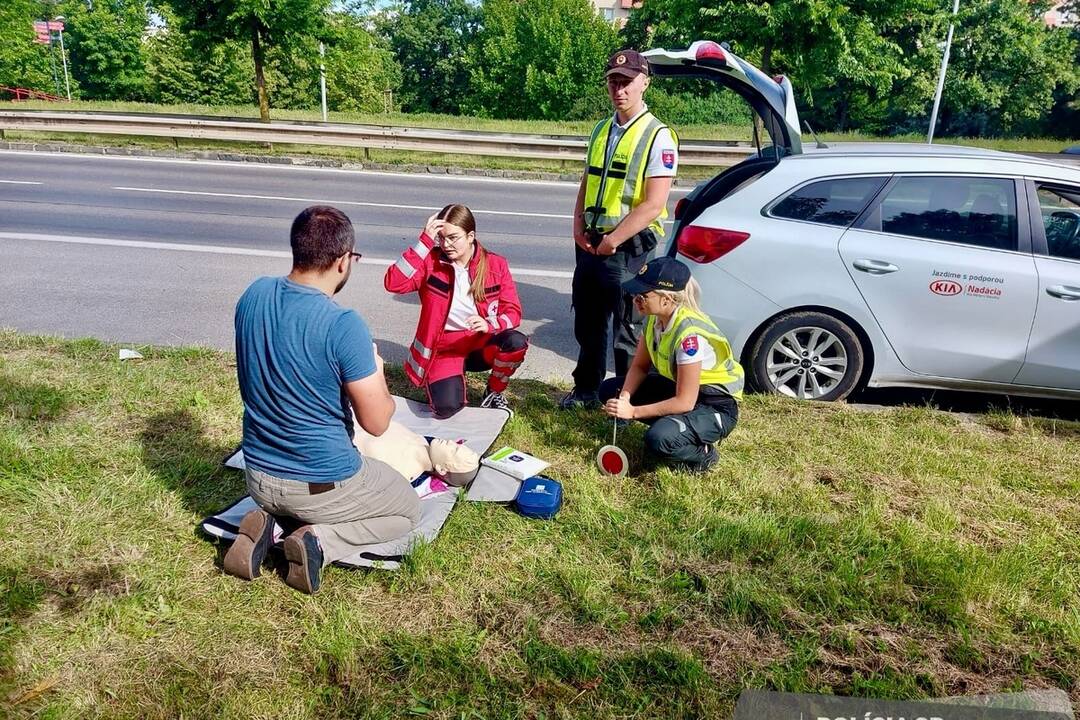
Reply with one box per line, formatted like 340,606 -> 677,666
571,246 -> 652,393
599,372 -> 738,466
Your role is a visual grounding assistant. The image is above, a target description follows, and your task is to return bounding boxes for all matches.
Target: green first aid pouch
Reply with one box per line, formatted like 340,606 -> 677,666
514,475 -> 562,519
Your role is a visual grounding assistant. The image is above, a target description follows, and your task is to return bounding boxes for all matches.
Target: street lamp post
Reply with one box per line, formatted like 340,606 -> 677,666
319,42 -> 328,122
927,0 -> 960,144
55,16 -> 72,100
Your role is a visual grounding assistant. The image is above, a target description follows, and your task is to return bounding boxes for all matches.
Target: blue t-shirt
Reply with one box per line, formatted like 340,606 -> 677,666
234,276 -> 377,483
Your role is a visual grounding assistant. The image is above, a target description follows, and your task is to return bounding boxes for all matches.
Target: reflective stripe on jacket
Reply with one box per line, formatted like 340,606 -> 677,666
645,305 -> 744,399
584,111 -> 674,237
384,232 -> 522,386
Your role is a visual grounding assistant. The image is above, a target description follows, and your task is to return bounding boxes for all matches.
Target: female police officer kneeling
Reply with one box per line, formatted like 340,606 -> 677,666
599,256 -> 743,473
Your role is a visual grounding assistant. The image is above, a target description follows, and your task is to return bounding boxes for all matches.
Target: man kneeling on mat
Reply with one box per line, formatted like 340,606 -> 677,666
599,256 -> 743,473
225,205 -> 421,594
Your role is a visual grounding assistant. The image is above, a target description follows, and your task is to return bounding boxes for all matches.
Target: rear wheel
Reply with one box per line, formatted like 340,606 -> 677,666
748,311 -> 865,401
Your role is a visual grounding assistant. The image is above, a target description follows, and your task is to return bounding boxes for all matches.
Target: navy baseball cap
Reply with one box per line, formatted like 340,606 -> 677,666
606,49 -> 649,79
623,256 -> 691,295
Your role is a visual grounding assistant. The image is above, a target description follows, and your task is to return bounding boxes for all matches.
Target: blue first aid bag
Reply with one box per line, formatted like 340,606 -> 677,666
514,475 -> 562,519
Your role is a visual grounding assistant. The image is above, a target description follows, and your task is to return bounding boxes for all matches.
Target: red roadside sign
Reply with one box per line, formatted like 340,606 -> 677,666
32,20 -> 63,44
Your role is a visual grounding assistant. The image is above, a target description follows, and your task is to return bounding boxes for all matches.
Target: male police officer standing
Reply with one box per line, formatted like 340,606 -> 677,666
561,49 -> 679,409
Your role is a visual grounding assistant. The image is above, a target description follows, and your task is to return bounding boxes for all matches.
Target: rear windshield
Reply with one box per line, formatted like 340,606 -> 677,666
678,156 -> 778,229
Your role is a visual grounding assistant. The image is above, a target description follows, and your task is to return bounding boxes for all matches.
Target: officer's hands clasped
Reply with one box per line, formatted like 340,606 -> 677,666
594,235 -> 618,256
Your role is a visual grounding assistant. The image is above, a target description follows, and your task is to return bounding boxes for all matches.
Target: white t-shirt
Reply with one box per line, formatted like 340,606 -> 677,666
443,263 -> 478,332
653,316 -> 717,369
604,104 -> 679,178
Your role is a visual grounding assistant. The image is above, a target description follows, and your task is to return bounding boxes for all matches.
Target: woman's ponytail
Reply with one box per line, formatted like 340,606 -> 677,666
469,245 -> 488,303
683,277 -> 703,313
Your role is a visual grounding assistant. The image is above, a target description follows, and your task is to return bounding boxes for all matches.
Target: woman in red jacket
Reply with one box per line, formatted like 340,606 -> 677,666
385,204 -> 529,418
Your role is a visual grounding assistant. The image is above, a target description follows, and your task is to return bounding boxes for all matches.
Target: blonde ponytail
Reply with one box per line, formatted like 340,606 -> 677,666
654,276 -> 703,313
682,277 -> 703,313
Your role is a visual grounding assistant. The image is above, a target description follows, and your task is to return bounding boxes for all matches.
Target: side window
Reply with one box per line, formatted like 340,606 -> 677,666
771,176 -> 887,227
1036,185 -> 1080,261
879,176 -> 1017,251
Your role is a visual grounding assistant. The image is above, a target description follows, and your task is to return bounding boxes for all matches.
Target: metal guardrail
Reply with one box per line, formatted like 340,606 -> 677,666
0,110 -> 754,166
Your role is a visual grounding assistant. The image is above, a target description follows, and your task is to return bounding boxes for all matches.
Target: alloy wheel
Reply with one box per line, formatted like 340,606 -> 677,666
765,326 -> 849,400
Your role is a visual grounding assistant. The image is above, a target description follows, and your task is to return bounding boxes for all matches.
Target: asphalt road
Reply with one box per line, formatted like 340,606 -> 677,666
0,151 -> 687,382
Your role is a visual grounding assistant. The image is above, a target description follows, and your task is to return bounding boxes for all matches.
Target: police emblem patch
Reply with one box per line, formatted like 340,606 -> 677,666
616,54 -> 627,65
662,149 -> 675,169
638,263 -> 648,275
681,336 -> 699,356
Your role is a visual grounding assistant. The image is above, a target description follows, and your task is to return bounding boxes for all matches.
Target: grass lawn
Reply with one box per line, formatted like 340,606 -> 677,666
1,330 -> 1078,718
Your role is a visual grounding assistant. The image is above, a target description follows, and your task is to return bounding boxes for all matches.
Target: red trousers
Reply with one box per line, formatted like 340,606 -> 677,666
425,329 -> 528,418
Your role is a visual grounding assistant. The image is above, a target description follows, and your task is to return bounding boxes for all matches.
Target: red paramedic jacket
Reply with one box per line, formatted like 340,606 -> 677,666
385,231 -> 523,386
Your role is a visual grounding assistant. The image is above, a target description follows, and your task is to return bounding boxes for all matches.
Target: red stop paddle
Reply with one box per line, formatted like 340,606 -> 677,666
596,415 -> 628,477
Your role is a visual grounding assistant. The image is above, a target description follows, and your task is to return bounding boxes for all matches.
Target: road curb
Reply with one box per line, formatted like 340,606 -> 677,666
0,139 -> 710,186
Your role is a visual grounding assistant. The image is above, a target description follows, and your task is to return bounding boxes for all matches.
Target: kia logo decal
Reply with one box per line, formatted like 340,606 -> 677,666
930,280 -> 963,296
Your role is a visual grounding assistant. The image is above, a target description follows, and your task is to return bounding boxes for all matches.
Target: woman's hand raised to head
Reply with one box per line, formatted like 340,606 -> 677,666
424,213 -> 445,241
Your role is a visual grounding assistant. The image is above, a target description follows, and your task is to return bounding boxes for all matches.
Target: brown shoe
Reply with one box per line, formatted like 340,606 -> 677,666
282,526 -> 324,594
222,508 -> 275,580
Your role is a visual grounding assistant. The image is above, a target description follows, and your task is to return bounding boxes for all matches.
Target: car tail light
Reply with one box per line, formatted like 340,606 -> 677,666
695,41 -> 728,64
674,198 -> 688,220
676,225 -> 750,264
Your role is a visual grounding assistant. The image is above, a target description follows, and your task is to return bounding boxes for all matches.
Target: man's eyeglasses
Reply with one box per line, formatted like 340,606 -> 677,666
348,251 -> 363,262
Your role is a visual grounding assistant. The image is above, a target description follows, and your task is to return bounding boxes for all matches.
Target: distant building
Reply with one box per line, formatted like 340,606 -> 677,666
1044,1 -> 1077,27
590,0 -> 641,26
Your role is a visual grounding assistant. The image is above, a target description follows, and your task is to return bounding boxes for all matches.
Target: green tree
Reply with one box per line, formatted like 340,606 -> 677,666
379,0 -> 480,114
1046,1 -> 1080,137
929,0 -> 1079,136
165,0 -> 332,121
259,10 -> 401,113
55,0 -> 150,101
144,9 -> 252,106
623,0 -> 1077,138
464,0 -> 619,120
323,12 -> 401,113
0,0 -> 56,95
623,0 -> 931,132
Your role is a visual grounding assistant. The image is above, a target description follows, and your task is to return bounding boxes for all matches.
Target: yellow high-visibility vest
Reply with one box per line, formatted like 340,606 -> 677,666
583,111 -> 675,237
645,305 -> 744,399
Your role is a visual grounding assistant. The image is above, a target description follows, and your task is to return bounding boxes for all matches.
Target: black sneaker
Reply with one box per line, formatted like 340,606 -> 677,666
559,389 -> 600,410
283,526 -> 324,594
480,390 -> 512,416
222,508 -> 275,580
686,444 -> 719,474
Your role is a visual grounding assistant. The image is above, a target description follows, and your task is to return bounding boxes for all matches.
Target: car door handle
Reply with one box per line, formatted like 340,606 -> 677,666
1046,285 -> 1080,301
852,258 -> 899,275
